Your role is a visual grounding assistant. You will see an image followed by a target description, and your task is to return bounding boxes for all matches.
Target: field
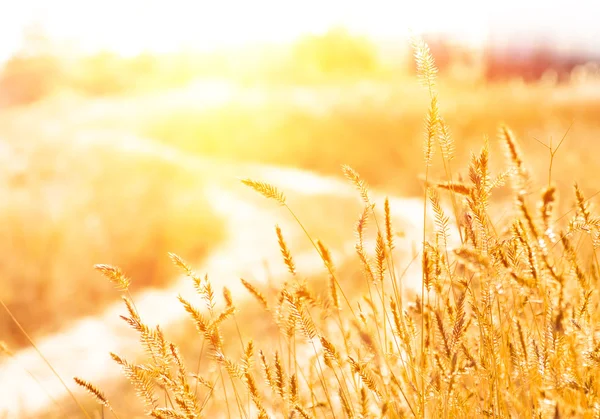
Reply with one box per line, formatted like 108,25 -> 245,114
2,36 -> 600,418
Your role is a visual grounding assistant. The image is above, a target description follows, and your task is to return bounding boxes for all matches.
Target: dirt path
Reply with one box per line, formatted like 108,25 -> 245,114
0,134 -> 435,417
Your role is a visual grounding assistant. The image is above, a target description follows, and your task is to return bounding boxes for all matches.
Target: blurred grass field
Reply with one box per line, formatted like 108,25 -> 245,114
0,134 -> 225,350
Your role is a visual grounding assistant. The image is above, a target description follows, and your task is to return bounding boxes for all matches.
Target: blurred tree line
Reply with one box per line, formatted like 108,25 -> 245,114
0,49 -> 215,106
5,24 -> 595,107
0,26 -> 390,106
289,27 -> 379,79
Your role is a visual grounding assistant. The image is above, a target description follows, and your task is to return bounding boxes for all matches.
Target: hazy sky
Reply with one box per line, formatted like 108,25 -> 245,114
0,0 -> 598,62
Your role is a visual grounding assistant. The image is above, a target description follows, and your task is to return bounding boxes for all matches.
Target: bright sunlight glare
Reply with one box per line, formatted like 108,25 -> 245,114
3,0 -> 491,62
2,0 -> 599,63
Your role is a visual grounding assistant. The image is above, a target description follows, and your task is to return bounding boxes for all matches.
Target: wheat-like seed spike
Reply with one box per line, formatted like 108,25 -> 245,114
424,93 -> 439,166
152,326 -> 173,367
213,351 -> 243,379
454,246 -> 491,272
356,244 -> 376,283
240,278 -> 269,310
429,188 -> 450,247
434,310 -> 451,359
94,264 -> 130,291
168,252 -> 193,276
540,185 -> 556,230
150,407 -> 188,419
422,243 -> 434,292
177,295 -> 209,334
356,204 -> 371,246
473,138 -> 490,199
289,373 -> 298,405
119,297 -> 163,362
170,343 -> 185,373
579,289 -> 593,319
438,117 -> 455,161
319,336 -> 340,368
73,377 -> 112,409
241,178 -> 286,205
360,386 -> 369,418
342,165 -> 371,205
517,194 -> 540,240
284,310 -> 296,340
110,353 -> 158,409
499,124 -> 523,168
316,240 -> 336,277
516,221 -> 540,285
411,36 -> 438,89
300,306 -> 317,340
436,181 -> 473,196
356,302 -> 368,326
212,306 -> 236,329
242,340 -> 254,373
259,350 -> 274,390
276,224 -> 296,275
348,356 -> 382,399
191,374 -> 214,390
274,351 -> 286,399
244,370 -> 264,410
294,405 -> 313,419
375,231 -> 386,282
328,272 -> 339,311
198,276 -> 216,314
286,293 -> 317,341
384,197 -> 394,250
222,286 -> 233,308
574,182 -> 591,223
451,292 -> 467,352
499,124 -> 530,193
389,300 -> 404,341
560,233 -> 584,288
385,402 -> 398,419
357,323 -> 376,353
121,295 -> 139,322
207,327 -> 224,353
168,343 -> 198,416
315,239 -> 340,309
294,284 -> 317,306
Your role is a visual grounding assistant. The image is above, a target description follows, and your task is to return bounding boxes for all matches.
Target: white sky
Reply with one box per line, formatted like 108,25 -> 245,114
0,0 -> 598,62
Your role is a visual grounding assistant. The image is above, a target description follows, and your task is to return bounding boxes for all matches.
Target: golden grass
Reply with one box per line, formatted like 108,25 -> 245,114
46,39 -> 600,418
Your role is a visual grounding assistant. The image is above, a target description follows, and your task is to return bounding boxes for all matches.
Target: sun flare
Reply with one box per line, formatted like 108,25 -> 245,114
1,0 -> 493,61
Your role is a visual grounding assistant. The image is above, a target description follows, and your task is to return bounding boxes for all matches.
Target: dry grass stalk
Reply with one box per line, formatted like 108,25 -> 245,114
94,264 -> 131,291
73,377 -> 118,416
276,225 -> 297,276
384,197 -> 394,251
241,178 -> 286,205
342,164 -> 371,205
240,278 -> 269,310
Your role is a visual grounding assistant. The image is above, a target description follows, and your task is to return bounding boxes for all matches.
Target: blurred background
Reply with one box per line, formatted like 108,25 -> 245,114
0,0 -> 599,414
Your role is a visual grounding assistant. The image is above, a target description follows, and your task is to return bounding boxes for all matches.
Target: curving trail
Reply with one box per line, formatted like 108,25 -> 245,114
0,134 -> 435,418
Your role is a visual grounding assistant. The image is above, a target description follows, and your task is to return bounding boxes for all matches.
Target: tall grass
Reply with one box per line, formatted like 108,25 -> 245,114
16,38 -> 600,418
